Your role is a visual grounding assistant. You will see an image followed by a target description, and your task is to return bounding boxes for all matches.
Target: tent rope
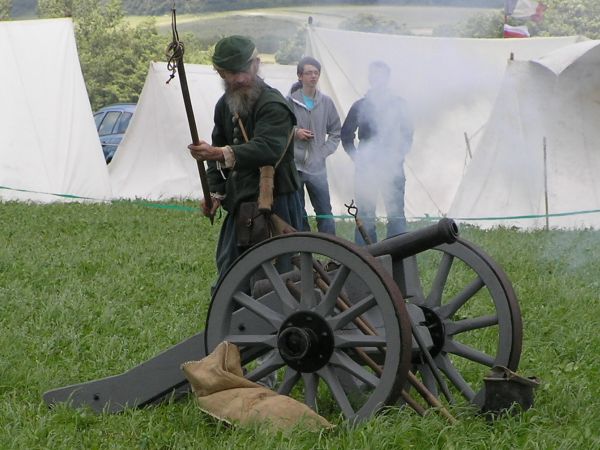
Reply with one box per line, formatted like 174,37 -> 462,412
405,164 -> 444,217
310,28 -> 362,98
165,5 -> 183,84
4,185 -> 599,223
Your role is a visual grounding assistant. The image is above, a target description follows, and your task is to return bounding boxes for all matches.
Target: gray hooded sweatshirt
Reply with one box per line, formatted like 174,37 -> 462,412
288,89 -> 341,175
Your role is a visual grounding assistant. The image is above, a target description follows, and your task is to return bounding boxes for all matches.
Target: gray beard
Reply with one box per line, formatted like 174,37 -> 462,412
224,78 -> 264,118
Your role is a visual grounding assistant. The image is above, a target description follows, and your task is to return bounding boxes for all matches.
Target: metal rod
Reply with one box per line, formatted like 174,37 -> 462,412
310,261 -> 457,423
286,275 -> 426,416
407,372 -> 458,424
345,200 -> 373,245
408,319 -> 455,404
351,209 -> 455,403
353,347 -> 427,417
168,7 -> 213,223
176,57 -> 214,224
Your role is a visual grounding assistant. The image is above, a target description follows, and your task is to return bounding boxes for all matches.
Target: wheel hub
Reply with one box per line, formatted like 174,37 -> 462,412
277,311 -> 334,373
418,306 -> 445,357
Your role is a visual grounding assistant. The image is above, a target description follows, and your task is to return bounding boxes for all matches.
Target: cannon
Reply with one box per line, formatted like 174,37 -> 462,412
44,219 -> 522,423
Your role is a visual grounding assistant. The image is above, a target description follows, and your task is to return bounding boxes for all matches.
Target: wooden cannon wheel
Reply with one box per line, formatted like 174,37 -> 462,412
41,224 -> 521,419
405,237 -> 523,407
205,233 -> 413,423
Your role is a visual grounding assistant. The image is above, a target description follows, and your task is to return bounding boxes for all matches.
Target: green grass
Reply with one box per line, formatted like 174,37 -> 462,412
1,201 -> 599,449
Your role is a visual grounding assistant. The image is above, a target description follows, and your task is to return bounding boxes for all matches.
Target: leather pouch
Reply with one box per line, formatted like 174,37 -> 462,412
235,201 -> 272,248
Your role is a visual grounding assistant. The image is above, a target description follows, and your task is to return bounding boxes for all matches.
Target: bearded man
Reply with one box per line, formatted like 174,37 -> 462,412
188,35 -> 303,286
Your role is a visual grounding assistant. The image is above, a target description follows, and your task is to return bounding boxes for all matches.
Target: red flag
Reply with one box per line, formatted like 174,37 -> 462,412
503,23 -> 530,38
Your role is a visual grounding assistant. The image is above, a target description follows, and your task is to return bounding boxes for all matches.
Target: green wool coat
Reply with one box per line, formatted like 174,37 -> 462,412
207,83 -> 300,214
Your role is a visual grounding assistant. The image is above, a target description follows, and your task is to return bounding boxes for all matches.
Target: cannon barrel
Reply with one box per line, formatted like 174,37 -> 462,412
366,218 -> 459,260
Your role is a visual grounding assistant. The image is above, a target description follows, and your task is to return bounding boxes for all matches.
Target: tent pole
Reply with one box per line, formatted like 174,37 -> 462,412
543,137 -> 549,230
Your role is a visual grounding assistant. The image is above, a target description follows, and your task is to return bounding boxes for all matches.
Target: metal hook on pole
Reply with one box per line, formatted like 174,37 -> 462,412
345,199 -> 372,245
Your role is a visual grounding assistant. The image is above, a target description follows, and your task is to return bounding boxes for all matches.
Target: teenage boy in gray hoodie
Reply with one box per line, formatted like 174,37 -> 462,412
288,56 -> 341,235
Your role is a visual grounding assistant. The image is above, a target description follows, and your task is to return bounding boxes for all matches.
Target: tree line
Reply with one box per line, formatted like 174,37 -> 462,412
2,0 -> 598,111
119,1 -> 504,16
9,1 -> 504,18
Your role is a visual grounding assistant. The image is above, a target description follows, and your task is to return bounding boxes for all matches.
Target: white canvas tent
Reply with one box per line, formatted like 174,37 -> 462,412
448,40 -> 600,229
306,27 -> 582,220
109,62 -> 298,200
0,18 -> 111,202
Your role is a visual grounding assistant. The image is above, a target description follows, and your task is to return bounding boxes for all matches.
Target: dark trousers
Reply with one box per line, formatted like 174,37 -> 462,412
354,173 -> 407,245
298,170 -> 336,235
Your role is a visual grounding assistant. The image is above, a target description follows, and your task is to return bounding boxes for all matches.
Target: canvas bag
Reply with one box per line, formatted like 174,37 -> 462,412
181,341 -> 332,432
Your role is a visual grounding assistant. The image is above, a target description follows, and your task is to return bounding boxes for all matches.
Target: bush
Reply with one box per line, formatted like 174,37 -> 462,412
339,13 -> 409,35
275,26 -> 306,65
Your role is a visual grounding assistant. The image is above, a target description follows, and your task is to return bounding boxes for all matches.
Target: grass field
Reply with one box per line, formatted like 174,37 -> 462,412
1,201 -> 599,449
127,5 -> 494,53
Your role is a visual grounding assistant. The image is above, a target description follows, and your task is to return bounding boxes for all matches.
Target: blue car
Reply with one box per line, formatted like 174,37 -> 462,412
93,103 -> 136,163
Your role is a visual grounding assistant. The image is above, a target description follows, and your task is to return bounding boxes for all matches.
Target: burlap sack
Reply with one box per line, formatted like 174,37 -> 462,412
181,341 -> 332,431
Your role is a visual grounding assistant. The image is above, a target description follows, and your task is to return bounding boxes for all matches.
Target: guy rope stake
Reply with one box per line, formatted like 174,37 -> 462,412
166,5 -> 214,223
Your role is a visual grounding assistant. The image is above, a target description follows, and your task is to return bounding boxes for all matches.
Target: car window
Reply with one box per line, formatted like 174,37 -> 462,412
94,112 -> 106,130
98,111 -> 121,136
115,112 -> 133,134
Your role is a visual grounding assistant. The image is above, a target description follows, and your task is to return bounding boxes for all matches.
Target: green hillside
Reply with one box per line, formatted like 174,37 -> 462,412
11,0 -> 501,19
127,5 -> 494,53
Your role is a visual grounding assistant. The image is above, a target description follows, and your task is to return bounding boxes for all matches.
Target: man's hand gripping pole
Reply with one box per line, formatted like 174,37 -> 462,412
166,6 -> 214,223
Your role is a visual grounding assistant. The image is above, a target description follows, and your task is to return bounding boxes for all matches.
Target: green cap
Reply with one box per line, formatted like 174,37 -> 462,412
212,35 -> 257,72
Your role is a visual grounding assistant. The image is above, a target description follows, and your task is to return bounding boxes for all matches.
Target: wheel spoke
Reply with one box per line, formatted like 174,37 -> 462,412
415,362 -> 456,404
277,367 -> 301,395
334,334 -> 386,348
416,364 -> 439,397
261,261 -> 298,314
232,291 -> 284,329
303,373 -> 319,410
314,265 -> 351,317
225,334 -> 277,348
329,350 -> 379,388
206,233 -> 415,423
425,253 -> 454,308
327,294 -> 377,331
299,252 -> 317,309
318,365 -> 355,418
444,340 -> 495,367
436,277 -> 485,319
245,351 -> 285,382
445,315 -> 498,336
436,354 -> 476,401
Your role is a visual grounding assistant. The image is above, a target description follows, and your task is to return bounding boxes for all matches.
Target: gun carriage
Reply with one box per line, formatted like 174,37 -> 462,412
44,219 -> 522,423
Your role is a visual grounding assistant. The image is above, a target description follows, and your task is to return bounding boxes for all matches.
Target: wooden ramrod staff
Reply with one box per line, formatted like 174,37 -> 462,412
166,6 -> 214,223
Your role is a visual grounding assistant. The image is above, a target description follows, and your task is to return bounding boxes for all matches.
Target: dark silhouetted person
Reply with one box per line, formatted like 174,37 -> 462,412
341,61 -> 413,244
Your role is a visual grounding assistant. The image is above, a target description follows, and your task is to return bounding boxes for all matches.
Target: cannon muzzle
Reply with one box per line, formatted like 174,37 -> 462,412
367,218 -> 459,260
